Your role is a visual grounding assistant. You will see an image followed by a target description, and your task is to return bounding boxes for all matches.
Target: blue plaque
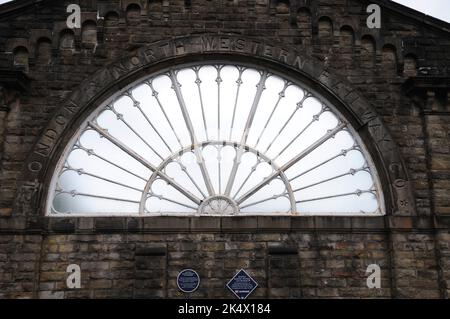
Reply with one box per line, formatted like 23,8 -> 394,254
226,269 -> 258,299
177,269 -> 200,293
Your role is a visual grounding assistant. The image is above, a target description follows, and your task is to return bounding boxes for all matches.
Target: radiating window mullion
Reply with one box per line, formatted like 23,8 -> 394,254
288,144 -> 358,182
106,104 -> 165,161
231,159 -> 262,199
263,93 -> 311,156
169,70 -> 216,196
292,166 -> 368,193
63,165 -> 143,194
145,79 -> 184,149
229,67 -> 245,141
176,155 -> 208,199
215,66 -> 223,193
124,91 -> 174,154
88,120 -> 202,205
57,191 -> 141,204
296,189 -> 375,204
147,193 -> 198,211
240,192 -> 287,210
236,122 -> 346,205
75,141 -> 149,182
254,80 -> 290,149
193,66 -> 209,141
224,71 -> 269,196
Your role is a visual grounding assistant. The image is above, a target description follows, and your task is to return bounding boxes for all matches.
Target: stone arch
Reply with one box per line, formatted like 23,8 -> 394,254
361,34 -> 376,68
276,0 -> 290,14
81,20 -> 98,46
59,29 -> 75,50
104,11 -> 120,27
403,53 -> 418,77
18,35 -> 415,218
126,3 -> 141,23
13,46 -> 29,71
339,26 -> 354,47
382,44 -> 398,73
36,37 -> 52,65
317,16 -> 333,46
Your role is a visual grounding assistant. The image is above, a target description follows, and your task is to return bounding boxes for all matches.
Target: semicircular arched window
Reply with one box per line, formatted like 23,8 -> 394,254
47,63 -> 385,216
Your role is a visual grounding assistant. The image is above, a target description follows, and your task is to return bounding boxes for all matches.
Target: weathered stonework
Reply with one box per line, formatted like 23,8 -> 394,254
0,0 -> 449,299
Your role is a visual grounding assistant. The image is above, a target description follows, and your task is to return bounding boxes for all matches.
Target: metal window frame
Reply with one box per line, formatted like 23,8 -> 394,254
45,61 -> 386,217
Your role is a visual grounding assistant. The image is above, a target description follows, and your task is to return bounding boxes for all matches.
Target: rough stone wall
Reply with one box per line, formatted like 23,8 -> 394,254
2,232 -> 393,299
0,0 -> 449,299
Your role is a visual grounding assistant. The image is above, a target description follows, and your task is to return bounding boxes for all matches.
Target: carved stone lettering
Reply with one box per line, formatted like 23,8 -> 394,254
28,161 -> 43,172
143,48 -> 156,61
175,42 -> 185,55
220,37 -> 230,50
21,35 -> 415,218
278,49 -> 288,63
293,55 -> 306,70
64,100 -> 79,114
235,38 -> 245,52
131,56 -> 140,66
361,110 -> 378,123
263,45 -> 274,58
55,115 -> 67,127
250,41 -> 261,55
201,37 -> 216,51
110,61 -> 130,79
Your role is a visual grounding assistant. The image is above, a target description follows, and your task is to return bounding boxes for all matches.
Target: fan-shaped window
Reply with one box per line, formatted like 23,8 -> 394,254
47,63 -> 384,216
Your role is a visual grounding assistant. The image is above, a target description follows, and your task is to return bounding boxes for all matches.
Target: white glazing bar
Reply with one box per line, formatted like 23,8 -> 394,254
292,166 -> 368,193
296,189 -> 375,204
229,67 -> 245,141
107,104 -> 165,161
63,166 -> 143,193
145,80 -> 183,149
288,145 -> 358,182
216,67 -> 223,193
236,122 -> 346,205
57,191 -> 140,204
169,70 -> 215,196
177,159 -> 208,199
88,121 -> 202,205
263,93 -> 311,155
124,91 -> 174,153
240,193 -> 287,209
147,194 -> 197,211
75,142 -> 149,182
232,159 -> 262,199
225,71 -> 269,196
193,66 -> 209,141
254,81 -> 290,149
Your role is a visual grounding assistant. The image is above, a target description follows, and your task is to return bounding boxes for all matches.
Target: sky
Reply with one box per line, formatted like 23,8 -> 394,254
0,0 -> 449,23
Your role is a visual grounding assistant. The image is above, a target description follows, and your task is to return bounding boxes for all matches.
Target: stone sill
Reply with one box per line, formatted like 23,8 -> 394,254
0,216 -> 446,233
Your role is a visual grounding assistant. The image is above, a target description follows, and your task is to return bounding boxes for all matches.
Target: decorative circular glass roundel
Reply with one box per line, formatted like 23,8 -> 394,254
47,63 -> 385,216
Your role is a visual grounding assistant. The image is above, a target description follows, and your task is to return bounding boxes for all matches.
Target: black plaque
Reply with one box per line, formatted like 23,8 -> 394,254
227,269 -> 258,299
177,269 -> 200,293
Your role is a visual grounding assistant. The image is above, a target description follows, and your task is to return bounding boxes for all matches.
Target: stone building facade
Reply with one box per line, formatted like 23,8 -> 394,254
0,0 -> 449,299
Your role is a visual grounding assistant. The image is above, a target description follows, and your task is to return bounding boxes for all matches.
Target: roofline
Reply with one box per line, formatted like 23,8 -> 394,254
0,0 -> 450,33
0,0 -> 45,16
369,0 -> 450,33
